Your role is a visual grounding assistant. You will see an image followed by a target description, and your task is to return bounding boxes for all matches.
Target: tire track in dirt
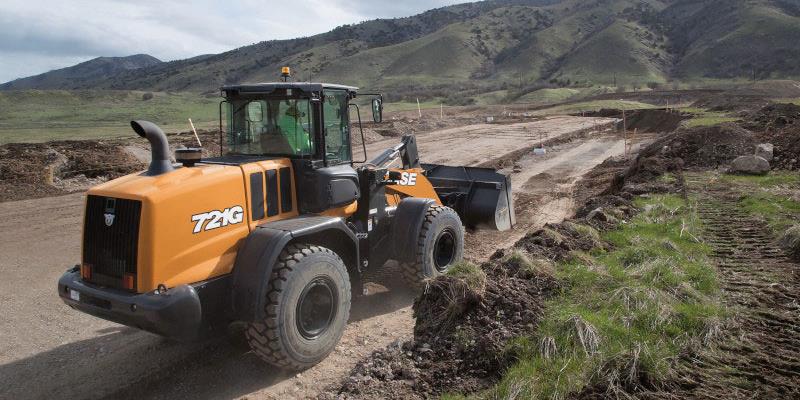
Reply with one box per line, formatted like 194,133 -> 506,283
645,174 -> 800,399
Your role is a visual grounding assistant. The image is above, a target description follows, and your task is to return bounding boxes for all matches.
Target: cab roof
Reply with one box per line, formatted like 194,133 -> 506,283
221,82 -> 358,96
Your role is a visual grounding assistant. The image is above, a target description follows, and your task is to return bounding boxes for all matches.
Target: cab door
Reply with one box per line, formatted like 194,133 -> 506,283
322,89 -> 352,165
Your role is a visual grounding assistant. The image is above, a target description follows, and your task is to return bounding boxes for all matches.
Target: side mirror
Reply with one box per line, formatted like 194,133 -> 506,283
246,101 -> 263,122
371,98 -> 383,123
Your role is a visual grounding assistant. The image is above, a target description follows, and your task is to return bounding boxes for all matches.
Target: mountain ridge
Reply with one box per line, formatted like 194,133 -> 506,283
3,0 -> 800,93
0,54 -> 162,90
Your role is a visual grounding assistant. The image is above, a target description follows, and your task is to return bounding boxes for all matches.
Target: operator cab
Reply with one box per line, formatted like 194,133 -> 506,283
218,82 -> 381,166
216,81 -> 383,215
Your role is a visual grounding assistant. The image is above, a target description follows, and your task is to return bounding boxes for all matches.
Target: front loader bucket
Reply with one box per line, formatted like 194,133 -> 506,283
422,164 -> 516,231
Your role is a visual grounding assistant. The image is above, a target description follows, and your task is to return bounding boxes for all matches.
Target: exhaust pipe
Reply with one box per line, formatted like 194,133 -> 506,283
131,120 -> 174,176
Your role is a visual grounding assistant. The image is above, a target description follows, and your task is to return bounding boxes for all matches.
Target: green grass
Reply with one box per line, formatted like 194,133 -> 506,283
679,107 -> 738,128
445,261 -> 488,291
476,194 -> 723,399
382,100 -> 445,113
775,98 -> 800,106
535,100 -> 659,116
719,172 -> 800,233
0,90 -> 219,144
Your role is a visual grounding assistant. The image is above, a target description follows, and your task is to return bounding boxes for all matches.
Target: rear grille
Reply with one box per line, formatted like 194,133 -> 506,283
82,195 -> 141,291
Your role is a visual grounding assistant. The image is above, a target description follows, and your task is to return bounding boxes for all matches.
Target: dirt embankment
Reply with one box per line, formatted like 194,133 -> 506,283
322,159 -> 648,399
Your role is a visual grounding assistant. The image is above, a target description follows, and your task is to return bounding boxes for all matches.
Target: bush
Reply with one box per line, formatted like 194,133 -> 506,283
141,92 -> 154,101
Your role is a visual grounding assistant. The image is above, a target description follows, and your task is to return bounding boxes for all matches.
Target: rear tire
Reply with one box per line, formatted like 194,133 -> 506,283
246,244 -> 351,370
401,205 -> 465,290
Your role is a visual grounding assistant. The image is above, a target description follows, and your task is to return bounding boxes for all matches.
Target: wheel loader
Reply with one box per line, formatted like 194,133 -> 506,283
58,72 -> 515,370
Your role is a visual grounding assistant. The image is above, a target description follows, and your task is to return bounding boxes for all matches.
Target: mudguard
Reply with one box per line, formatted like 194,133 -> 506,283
392,198 -> 436,263
231,216 -> 358,322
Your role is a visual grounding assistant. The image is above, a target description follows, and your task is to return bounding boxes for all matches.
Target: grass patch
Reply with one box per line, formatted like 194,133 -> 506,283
719,172 -> 800,233
775,97 -> 800,106
679,107 -> 738,128
478,194 -> 723,399
445,261 -> 487,292
535,100 -> 658,116
0,90 -> 219,144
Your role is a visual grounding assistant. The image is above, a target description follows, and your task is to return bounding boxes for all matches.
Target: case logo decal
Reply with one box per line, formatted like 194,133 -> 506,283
397,172 -> 418,186
104,213 -> 115,227
191,206 -> 244,233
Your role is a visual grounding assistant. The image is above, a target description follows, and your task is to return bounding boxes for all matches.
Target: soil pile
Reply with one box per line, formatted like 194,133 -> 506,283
635,123 -> 756,168
763,126 -> 800,170
745,103 -> 800,170
691,93 -> 770,112
0,141 -> 144,202
623,109 -> 687,133
326,260 -> 557,399
582,109 -> 687,133
744,103 -> 800,131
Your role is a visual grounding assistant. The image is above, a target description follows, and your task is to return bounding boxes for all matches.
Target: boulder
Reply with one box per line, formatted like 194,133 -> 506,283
730,155 -> 770,175
756,143 -> 774,161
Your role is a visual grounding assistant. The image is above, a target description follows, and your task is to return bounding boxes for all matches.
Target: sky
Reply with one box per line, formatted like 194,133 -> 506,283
0,0 -> 468,83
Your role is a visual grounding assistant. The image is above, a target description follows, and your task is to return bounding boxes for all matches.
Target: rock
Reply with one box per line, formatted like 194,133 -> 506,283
730,155 -> 770,175
756,143 -> 774,161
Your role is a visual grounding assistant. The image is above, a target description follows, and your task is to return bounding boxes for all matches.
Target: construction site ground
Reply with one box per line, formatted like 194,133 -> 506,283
0,113 -> 654,399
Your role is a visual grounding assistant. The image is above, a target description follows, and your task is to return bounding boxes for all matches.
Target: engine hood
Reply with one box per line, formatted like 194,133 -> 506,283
86,164 -> 250,291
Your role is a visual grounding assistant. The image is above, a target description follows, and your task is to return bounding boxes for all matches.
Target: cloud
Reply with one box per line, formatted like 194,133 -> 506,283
0,0 -> 468,83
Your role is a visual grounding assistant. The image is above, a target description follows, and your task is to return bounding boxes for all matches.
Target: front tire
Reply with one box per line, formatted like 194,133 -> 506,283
401,205 -> 465,289
246,244 -> 351,370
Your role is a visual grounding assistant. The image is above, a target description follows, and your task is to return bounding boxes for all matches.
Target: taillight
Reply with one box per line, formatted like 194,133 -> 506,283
123,273 -> 136,291
80,264 -> 92,281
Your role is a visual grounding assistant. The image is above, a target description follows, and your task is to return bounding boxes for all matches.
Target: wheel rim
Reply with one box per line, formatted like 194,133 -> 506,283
296,276 -> 338,340
433,228 -> 457,272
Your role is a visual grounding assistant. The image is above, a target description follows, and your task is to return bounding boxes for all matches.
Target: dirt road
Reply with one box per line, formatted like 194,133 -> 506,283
0,116 -> 637,400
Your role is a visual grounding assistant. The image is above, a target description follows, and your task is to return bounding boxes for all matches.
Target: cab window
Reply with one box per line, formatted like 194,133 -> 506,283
226,97 -> 314,157
322,89 -> 351,164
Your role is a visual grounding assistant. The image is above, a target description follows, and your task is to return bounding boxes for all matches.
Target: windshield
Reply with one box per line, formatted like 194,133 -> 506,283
225,97 -> 314,156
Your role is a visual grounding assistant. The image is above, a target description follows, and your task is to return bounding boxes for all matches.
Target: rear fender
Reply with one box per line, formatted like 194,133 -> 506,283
230,216 -> 358,322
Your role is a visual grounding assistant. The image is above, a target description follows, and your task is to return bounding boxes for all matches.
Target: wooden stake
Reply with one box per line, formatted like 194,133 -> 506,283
440,104 -> 444,120
622,107 -> 628,158
188,118 -> 202,147
416,98 -> 422,118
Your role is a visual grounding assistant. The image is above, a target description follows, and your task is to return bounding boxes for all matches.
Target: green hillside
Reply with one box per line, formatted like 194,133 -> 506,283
2,0 -> 800,94
0,90 -> 217,143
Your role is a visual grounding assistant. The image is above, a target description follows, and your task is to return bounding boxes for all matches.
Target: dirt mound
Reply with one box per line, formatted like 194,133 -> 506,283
636,123 -> 756,168
691,93 -> 770,112
0,140 -> 144,202
582,109 -> 687,133
744,103 -> 800,131
513,220 -> 612,261
760,126 -> 800,170
327,260 -> 557,399
621,109 -> 688,133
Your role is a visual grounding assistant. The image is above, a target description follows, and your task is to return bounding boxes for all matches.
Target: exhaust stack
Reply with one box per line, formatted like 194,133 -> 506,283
131,120 -> 174,176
